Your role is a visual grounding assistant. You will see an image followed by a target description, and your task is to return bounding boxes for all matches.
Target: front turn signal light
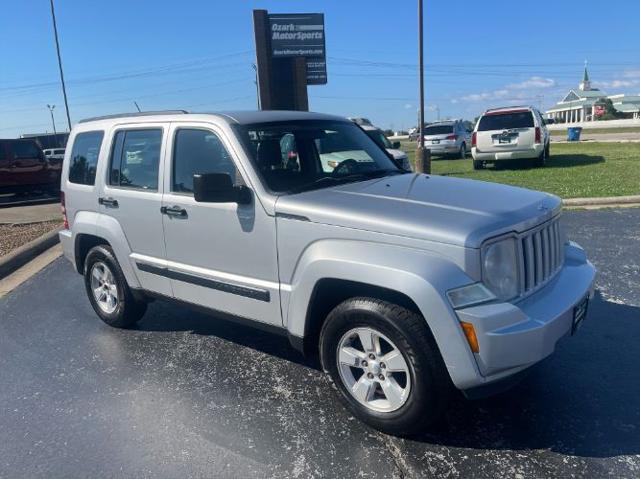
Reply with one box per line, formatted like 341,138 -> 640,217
460,321 -> 480,353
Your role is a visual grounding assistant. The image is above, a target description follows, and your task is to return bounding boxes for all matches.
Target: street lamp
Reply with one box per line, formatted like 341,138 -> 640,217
47,104 -> 58,146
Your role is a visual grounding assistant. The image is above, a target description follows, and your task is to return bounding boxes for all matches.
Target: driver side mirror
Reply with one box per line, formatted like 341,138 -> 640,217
193,173 -> 251,205
392,141 -> 401,149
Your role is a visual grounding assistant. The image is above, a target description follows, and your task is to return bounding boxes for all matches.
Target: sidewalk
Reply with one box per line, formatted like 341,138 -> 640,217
0,203 -> 61,225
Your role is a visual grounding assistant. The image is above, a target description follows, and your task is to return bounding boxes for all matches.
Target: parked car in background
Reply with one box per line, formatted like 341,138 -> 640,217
471,106 -> 550,170
359,124 -> 412,171
0,139 -> 60,194
43,148 -> 66,162
60,110 -> 595,436
420,120 -> 472,159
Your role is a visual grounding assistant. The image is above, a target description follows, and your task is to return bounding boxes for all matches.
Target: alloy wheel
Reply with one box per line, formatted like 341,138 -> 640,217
90,261 -> 119,314
336,327 -> 411,413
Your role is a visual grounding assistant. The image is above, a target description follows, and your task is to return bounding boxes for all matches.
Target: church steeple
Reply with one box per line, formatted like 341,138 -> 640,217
579,61 -> 591,91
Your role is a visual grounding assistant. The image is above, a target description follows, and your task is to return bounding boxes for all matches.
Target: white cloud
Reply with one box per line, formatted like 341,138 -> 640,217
623,70 -> 640,78
461,89 -> 524,102
404,103 -> 413,109
458,76 -> 555,103
507,76 -> 556,89
593,78 -> 640,89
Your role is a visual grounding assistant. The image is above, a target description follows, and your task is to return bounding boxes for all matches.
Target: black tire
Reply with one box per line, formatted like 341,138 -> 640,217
319,297 -> 451,436
83,245 -> 147,328
473,159 -> 484,170
535,147 -> 546,168
459,143 -> 467,159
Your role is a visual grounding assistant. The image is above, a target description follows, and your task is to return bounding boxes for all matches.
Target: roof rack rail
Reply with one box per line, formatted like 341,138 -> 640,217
78,110 -> 188,123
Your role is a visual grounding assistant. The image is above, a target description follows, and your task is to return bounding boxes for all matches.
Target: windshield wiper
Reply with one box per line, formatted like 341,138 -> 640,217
287,169 -> 401,194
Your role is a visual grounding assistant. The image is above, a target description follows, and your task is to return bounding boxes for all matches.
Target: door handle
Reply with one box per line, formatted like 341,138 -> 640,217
98,197 -> 119,207
160,205 -> 187,217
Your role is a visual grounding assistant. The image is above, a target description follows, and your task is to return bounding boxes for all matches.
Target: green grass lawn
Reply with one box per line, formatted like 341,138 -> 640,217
549,126 -> 640,136
400,141 -> 640,198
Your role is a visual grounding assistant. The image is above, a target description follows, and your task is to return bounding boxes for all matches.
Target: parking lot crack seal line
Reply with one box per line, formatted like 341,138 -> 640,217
378,433 -> 417,479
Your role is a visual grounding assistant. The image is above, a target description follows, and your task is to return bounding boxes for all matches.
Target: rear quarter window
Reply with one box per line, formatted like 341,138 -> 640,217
478,112 -> 534,131
68,131 -> 104,185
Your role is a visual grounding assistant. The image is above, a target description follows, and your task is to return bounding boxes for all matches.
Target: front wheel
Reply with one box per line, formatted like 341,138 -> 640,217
320,297 -> 450,436
83,245 -> 147,328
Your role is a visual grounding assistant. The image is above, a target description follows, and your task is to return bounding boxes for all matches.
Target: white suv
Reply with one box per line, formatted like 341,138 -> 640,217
471,106 -> 550,169
59,110 -> 594,435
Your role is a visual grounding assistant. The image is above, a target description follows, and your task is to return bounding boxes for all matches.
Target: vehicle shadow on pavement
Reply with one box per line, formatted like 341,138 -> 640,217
411,290 -> 640,459
136,304 -> 320,370
0,191 -> 59,208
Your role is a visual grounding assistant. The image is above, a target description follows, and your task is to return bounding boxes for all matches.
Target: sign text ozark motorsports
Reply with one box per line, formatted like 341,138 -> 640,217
267,13 -> 327,84
272,24 -> 323,41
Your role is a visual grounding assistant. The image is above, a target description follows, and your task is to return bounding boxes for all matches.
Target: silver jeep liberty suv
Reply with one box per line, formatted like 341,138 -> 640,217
59,110 -> 595,435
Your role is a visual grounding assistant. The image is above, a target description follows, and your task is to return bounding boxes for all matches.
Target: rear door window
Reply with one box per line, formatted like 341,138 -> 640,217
13,141 -> 41,159
68,131 -> 104,185
478,112 -> 534,131
0,142 -> 8,162
109,129 -> 162,190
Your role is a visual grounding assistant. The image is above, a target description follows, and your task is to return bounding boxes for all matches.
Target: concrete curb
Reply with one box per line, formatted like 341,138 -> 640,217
563,195 -> 640,207
0,228 -> 61,279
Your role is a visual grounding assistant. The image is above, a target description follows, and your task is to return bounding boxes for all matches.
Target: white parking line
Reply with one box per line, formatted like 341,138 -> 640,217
0,244 -> 62,298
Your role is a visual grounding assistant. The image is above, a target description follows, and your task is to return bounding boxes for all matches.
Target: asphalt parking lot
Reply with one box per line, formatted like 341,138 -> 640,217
1,208 -> 639,478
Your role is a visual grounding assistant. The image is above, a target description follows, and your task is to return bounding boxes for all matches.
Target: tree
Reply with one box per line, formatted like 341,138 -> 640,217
597,98 -> 623,121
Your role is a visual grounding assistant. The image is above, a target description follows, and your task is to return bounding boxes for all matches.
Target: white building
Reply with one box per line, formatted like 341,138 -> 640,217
546,67 -> 604,123
546,66 -> 640,122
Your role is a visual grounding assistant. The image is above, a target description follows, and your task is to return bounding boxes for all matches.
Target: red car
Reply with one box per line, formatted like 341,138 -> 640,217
0,139 -> 61,195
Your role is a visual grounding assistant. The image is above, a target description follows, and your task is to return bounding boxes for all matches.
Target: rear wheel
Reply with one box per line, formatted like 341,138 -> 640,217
535,147 -> 546,167
83,245 -> 147,328
320,297 -> 450,436
473,159 -> 484,170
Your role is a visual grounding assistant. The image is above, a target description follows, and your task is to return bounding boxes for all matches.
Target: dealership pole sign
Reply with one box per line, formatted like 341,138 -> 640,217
268,13 -> 327,85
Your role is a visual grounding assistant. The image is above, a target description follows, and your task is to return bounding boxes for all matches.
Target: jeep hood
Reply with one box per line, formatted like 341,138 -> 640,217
275,173 -> 561,248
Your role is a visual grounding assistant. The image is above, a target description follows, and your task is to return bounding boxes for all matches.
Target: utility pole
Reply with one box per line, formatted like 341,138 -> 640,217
134,101 -> 141,112
415,0 -> 430,174
49,0 -> 72,131
47,104 -> 57,139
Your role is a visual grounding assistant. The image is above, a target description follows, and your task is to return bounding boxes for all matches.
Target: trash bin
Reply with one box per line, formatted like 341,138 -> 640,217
567,127 -> 582,141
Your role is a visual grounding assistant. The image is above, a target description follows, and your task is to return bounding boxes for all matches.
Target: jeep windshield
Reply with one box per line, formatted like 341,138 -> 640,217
235,120 -> 403,194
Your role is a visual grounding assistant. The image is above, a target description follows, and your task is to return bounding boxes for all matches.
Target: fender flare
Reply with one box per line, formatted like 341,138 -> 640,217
72,211 -> 140,288
283,239 -> 481,388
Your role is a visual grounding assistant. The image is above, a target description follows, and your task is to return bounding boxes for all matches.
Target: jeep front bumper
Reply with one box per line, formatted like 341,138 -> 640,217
455,242 -> 596,388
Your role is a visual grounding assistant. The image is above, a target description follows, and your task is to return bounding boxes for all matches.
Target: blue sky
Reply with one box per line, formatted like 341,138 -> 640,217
1,0 -> 639,137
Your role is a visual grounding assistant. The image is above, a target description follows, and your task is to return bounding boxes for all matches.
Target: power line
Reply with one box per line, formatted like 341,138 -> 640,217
0,51 -> 253,95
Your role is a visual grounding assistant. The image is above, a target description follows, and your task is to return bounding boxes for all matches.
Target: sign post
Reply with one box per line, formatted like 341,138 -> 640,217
253,10 -> 327,111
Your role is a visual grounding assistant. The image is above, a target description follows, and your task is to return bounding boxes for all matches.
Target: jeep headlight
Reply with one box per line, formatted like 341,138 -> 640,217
482,237 -> 519,301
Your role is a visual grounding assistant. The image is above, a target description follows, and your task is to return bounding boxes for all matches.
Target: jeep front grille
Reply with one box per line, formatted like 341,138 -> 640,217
519,217 -> 563,294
